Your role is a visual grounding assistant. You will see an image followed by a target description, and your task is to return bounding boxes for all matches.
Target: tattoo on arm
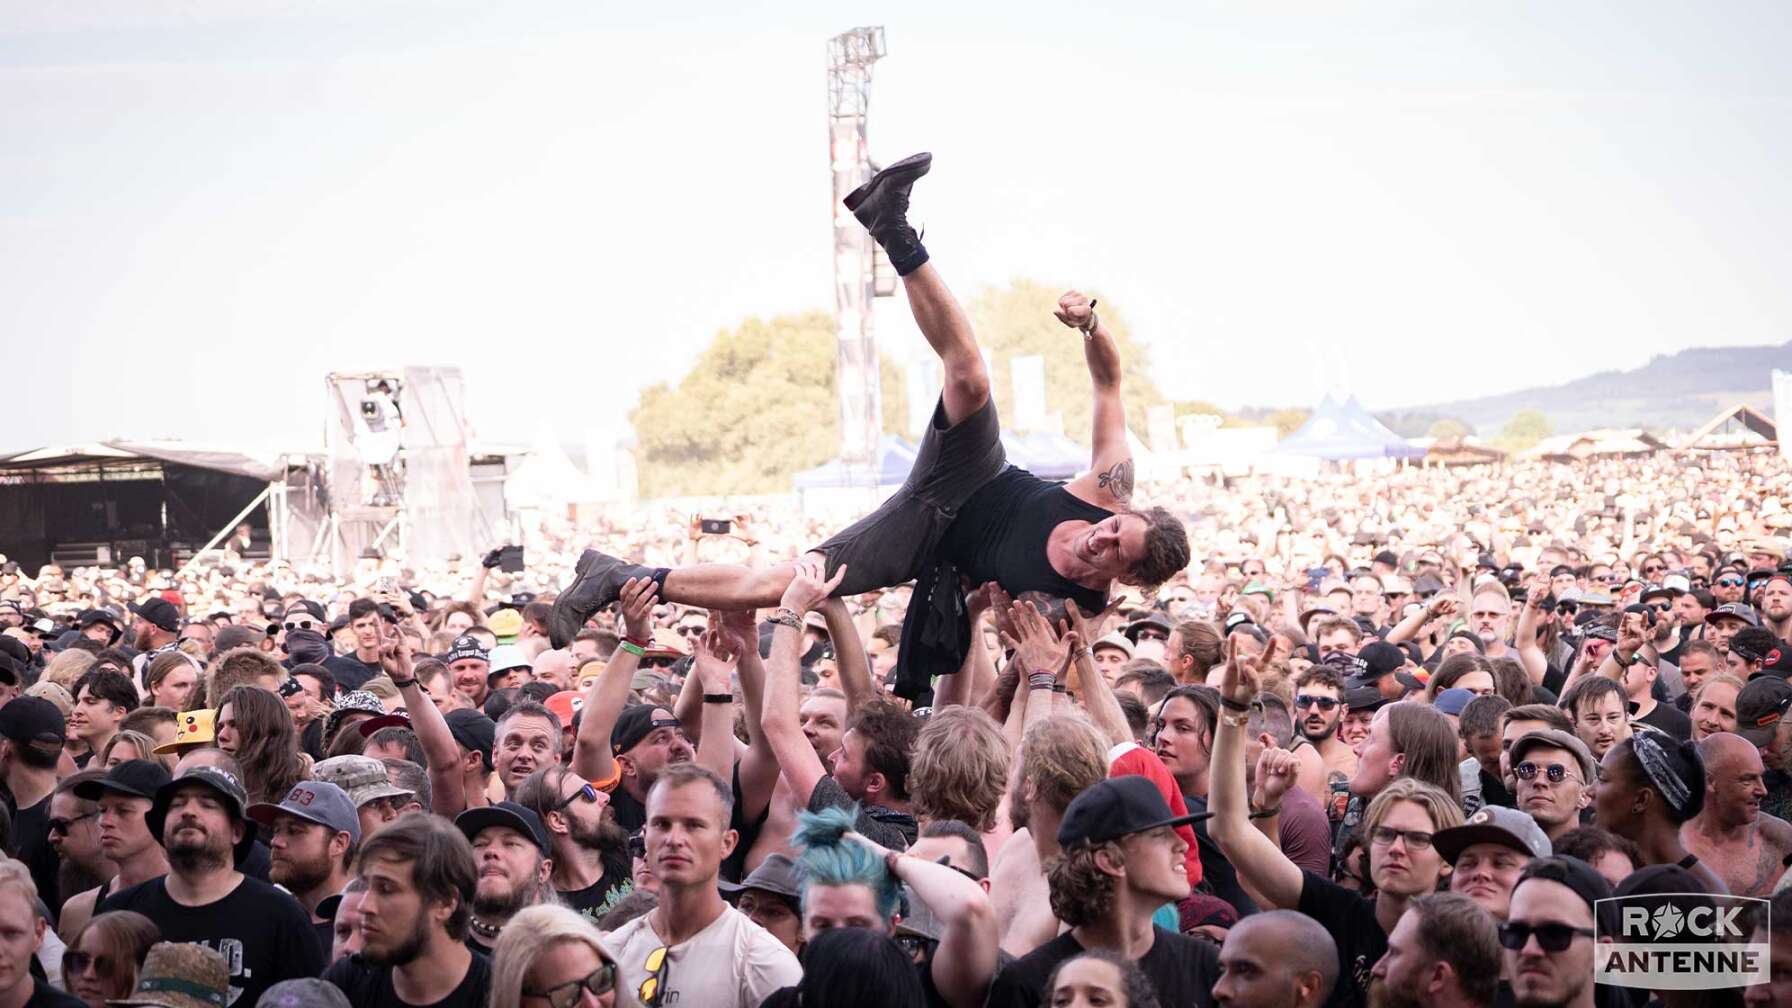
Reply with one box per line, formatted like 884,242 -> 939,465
1096,459 -> 1134,503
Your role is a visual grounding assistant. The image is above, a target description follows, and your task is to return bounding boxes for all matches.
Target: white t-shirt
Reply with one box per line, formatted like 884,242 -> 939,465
603,903 -> 801,1008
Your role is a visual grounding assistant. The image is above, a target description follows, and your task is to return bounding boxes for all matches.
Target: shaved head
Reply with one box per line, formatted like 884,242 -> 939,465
1216,909 -> 1339,1008
1699,732 -> 1762,776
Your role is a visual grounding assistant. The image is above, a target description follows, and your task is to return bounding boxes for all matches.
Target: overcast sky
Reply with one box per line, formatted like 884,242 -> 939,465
5,2 -> 1790,455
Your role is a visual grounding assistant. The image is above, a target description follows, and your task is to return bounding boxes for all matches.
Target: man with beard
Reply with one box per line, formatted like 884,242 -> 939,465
96,765 -> 323,1006
63,759 -> 171,939
126,597 -> 181,679
516,765 -> 628,921
1290,663 -> 1357,798
248,780 -> 360,951
325,814 -> 489,1008
1682,733 -> 1792,897
48,772 -> 107,932
1738,677 -> 1792,822
1365,893 -> 1501,1008
1761,574 -> 1792,641
1502,857 -> 1611,1008
1467,590 -> 1516,661
454,801 -> 553,951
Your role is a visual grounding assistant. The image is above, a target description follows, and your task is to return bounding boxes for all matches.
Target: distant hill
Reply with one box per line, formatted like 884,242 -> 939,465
1379,341 -> 1792,437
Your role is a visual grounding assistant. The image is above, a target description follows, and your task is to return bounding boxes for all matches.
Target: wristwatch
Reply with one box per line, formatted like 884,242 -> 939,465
1615,650 -> 1640,668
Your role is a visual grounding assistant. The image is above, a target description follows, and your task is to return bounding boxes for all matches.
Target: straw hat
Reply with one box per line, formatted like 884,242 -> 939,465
109,942 -> 229,1008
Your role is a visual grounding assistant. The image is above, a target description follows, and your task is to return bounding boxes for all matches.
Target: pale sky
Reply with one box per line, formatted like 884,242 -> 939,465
5,2 -> 1790,455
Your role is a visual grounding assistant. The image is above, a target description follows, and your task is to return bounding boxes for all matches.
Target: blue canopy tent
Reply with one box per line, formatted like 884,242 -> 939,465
1003,430 -> 1088,480
1274,394 -> 1426,460
791,435 -> 919,490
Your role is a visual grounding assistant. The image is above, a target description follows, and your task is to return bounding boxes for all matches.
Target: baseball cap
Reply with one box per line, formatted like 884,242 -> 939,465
128,598 -> 181,634
284,600 -> 328,623
488,644 -> 531,677
1343,686 -> 1391,712
312,755 -> 412,809
1434,805 -> 1552,863
78,608 -> 122,633
1433,688 -> 1475,717
544,691 -> 583,728
487,608 -> 524,641
1353,641 -> 1421,691
1509,729 -> 1597,785
147,766 -> 258,862
446,635 -> 489,664
1708,603 -> 1762,628
73,759 -> 172,802
445,708 -> 496,770
455,800 -> 549,856
257,978 -> 352,1008
1090,633 -> 1134,659
612,705 -> 679,756
0,697 -> 66,753
1058,775 -> 1203,850
154,709 -> 215,754
1517,855 -> 1619,934
248,781 -> 362,845
356,712 -> 413,738
1735,676 -> 1792,747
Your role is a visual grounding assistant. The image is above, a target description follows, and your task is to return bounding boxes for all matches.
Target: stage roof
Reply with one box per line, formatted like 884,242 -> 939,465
0,441 -> 288,482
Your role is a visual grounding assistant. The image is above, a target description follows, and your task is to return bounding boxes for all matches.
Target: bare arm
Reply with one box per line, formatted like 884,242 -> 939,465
1055,292 -> 1133,508
761,559 -> 847,804
464,548 -> 501,604
1064,602 -> 1130,747
377,623 -> 468,815
822,597 -> 875,711
1514,577 -> 1549,685
871,839 -> 998,1008
690,628 -> 739,783
1004,599 -> 1072,738
1209,638 -> 1305,910
1386,596 -> 1456,646
570,578 -> 657,784
719,609 -> 780,820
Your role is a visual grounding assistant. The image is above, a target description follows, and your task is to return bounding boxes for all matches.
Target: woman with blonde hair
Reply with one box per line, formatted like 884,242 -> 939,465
43,648 -> 96,690
490,904 -> 637,1008
98,730 -> 160,769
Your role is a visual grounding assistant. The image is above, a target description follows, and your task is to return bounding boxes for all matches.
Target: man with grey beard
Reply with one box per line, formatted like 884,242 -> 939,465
516,764 -> 631,921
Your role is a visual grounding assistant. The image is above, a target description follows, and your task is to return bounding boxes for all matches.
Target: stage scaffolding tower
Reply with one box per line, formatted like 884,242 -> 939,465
827,26 -> 891,479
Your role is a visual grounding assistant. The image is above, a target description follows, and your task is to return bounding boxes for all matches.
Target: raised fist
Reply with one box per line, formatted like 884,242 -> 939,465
1053,290 -> 1096,331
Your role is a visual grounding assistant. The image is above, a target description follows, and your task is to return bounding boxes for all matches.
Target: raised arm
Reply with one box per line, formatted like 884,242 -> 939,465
379,625 -> 468,816
464,547 -> 503,604
761,558 -> 847,804
1386,594 -> 1457,646
1002,598 -> 1072,737
690,627 -> 740,783
718,608 -> 780,820
1056,291 -> 1133,509
570,577 -> 657,784
1209,637 -> 1305,909
1064,601 -> 1131,748
821,597 -> 875,711
858,834 -> 997,1008
1514,576 -> 1550,685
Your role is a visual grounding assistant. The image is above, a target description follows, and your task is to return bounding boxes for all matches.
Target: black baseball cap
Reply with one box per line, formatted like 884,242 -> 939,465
73,759 -> 172,802
1058,775 -> 1202,850
78,609 -> 122,633
455,800 -> 550,856
1343,686 -> 1391,712
147,765 -> 258,862
1351,641 -> 1421,691
612,705 -> 679,756
1517,855 -> 1618,934
0,697 -> 66,751
444,708 -> 496,771
128,597 -> 181,633
1735,676 -> 1792,747
284,599 -> 327,622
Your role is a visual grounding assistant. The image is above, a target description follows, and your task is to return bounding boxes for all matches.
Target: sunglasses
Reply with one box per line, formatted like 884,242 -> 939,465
1500,920 -> 1596,952
62,951 -> 111,977
554,782 -> 599,812
1295,694 -> 1339,711
48,811 -> 98,836
1717,578 -> 1744,587
283,619 -> 316,631
1649,602 -> 1671,612
1514,761 -> 1579,785
527,963 -> 615,1008
1369,826 -> 1434,850
1136,630 -> 1169,642
1643,565 -> 1666,575
639,945 -> 670,1006
676,626 -> 704,637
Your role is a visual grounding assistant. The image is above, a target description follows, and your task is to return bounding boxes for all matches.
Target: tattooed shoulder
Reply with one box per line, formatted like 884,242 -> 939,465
1095,459 -> 1134,503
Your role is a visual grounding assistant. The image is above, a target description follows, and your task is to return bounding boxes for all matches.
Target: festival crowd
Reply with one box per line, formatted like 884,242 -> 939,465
0,446 -> 1789,1008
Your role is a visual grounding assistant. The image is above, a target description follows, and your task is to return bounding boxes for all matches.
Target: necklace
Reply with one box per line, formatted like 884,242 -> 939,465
469,916 -> 502,941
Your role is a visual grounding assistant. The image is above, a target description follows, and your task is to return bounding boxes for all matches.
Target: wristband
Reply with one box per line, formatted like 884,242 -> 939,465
619,641 -> 646,657
1221,711 -> 1250,729
1615,650 -> 1639,668
390,677 -> 417,689
1026,671 -> 1056,692
623,634 -> 652,648
703,693 -> 733,705
1052,685 -> 1070,695
768,607 -> 802,630
1219,695 -> 1251,713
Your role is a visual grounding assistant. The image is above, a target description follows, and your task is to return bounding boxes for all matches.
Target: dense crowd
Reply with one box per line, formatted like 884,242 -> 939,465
0,443 -> 1786,1008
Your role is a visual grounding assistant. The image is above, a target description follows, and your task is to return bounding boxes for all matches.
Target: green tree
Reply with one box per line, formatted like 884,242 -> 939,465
1426,417 -> 1471,440
1264,409 -> 1312,438
1495,409 -> 1552,453
630,311 -> 908,497
966,280 -> 1162,443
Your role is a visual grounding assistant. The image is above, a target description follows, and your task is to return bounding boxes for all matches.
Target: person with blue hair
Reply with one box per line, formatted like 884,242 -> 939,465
786,805 -> 997,1008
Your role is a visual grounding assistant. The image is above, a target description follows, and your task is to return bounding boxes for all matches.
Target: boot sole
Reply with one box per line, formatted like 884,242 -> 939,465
843,151 -> 933,212
547,549 -> 605,648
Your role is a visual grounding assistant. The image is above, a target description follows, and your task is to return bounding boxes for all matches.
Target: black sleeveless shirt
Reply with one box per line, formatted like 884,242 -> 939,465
893,467 -> 1112,700
940,466 -> 1112,616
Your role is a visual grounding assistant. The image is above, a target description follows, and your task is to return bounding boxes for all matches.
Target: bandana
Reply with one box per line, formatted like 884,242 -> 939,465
1631,730 -> 1693,818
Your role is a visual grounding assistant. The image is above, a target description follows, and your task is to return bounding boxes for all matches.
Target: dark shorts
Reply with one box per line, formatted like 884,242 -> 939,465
813,395 -> 1004,596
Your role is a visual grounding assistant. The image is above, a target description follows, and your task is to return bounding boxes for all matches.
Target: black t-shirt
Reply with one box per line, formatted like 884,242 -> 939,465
324,950 -> 492,1008
610,785 -> 646,835
323,654 -> 381,691
1480,767 -> 1517,809
96,875 -> 325,1008
984,927 -> 1222,1008
807,776 -> 915,850
1184,795 -> 1259,917
1637,700 -> 1693,741
558,868 -> 627,924
10,793 -> 58,914
23,980 -> 85,1008
1296,870 -> 1383,1008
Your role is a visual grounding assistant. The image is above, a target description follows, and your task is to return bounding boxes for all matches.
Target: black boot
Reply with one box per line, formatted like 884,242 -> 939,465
844,152 -> 932,276
547,550 -> 663,648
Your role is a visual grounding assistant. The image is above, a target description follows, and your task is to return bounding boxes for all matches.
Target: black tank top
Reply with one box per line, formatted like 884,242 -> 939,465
939,466 -> 1112,616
